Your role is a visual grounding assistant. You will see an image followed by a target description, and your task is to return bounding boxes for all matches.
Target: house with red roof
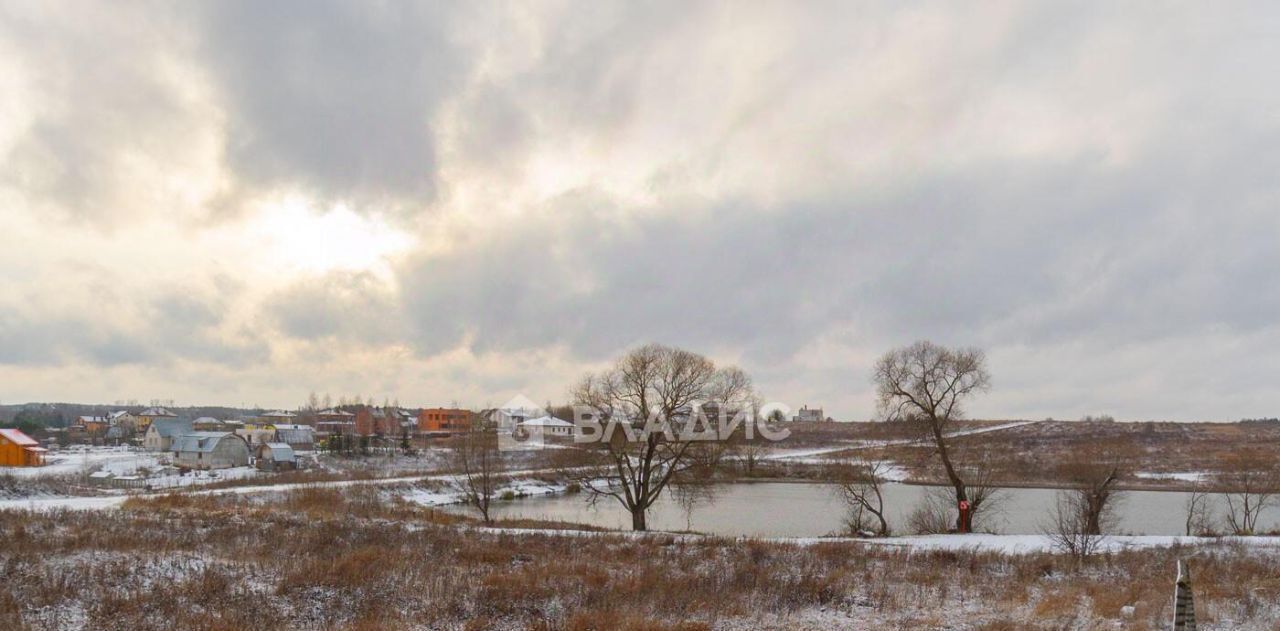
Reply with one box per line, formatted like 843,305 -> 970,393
0,428 -> 47,467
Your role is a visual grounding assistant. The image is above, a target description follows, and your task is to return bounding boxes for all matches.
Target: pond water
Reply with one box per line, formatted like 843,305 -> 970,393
458,482 -> 1280,537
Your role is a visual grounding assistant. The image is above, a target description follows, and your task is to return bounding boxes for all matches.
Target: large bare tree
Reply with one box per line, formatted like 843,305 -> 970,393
873,341 -> 990,532
572,344 -> 748,531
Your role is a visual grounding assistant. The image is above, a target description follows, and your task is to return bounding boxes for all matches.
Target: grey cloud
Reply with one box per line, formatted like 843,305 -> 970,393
394,127 -> 1280,375
194,1 -> 468,213
0,3 -> 203,226
0,281 -> 266,368
268,271 -> 404,344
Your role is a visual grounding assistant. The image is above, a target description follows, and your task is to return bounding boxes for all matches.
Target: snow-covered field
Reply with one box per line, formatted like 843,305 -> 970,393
1,446 -> 159,478
764,420 -> 1041,462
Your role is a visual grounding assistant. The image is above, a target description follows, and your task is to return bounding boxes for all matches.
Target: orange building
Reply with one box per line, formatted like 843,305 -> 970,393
418,408 -> 473,433
0,428 -> 47,467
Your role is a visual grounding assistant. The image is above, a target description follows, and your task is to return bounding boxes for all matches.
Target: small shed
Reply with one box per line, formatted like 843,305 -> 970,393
256,442 -> 297,472
89,471 -> 145,489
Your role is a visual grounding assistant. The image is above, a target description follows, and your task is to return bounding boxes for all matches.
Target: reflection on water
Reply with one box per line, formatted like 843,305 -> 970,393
457,482 -> 1280,537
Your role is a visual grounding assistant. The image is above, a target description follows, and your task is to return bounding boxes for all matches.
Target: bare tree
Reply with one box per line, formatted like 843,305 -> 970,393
737,408 -> 785,475
1054,450 -> 1126,535
907,488 -> 954,535
835,461 -> 891,537
1059,461 -> 1124,536
453,423 -> 502,524
1043,458 -> 1125,558
736,437 -> 770,476
572,344 -> 742,531
1184,484 -> 1215,536
1221,452 -> 1278,535
959,460 -> 1008,532
1043,490 -> 1106,559
873,341 -> 990,532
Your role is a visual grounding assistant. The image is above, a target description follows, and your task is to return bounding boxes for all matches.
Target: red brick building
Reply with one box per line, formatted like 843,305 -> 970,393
355,407 -> 406,436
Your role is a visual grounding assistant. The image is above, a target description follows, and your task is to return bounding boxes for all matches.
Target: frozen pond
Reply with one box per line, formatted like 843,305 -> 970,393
457,481 -> 1280,537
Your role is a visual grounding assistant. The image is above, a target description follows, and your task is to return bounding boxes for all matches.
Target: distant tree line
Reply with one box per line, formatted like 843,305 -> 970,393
2,408 -> 69,434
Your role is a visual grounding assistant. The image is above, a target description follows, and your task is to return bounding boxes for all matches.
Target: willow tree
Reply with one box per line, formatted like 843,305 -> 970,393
572,344 -> 752,531
874,341 -> 990,532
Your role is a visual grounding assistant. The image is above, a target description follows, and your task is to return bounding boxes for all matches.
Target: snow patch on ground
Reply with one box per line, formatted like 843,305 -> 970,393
842,533 -> 1280,554
1135,471 -> 1210,483
400,477 -> 573,508
0,496 -> 129,511
470,527 -> 1280,556
144,466 -> 262,489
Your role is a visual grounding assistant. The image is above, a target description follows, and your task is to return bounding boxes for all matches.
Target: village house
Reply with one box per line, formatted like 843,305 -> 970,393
355,407 -> 405,436
103,425 -> 127,445
171,432 -> 250,470
192,416 -> 224,431
272,424 -> 315,451
235,426 -> 276,448
144,418 -> 194,451
253,410 -> 296,429
137,407 -> 178,432
107,410 -> 137,431
480,407 -> 530,432
315,409 -> 356,436
418,408 -> 473,434
0,428 -> 47,467
518,415 -> 575,437
792,405 -> 829,422
78,416 -> 110,435
398,409 -> 418,436
256,442 -> 297,472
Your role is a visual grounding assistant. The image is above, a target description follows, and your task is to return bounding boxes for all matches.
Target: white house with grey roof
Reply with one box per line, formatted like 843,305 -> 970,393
144,418 -> 194,451
518,415 -> 576,437
171,432 -> 250,470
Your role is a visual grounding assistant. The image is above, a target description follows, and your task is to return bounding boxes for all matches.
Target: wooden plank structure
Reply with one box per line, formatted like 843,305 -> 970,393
1172,559 -> 1197,631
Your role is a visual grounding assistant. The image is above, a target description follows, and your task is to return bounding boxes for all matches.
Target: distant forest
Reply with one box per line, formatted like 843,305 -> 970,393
0,402 -> 264,432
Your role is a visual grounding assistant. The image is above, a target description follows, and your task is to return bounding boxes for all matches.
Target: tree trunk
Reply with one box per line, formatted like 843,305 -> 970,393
631,507 -> 648,531
931,423 -> 969,531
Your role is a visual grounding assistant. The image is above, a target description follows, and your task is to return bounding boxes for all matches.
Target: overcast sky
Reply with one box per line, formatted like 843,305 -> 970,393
1,2 -> 1277,420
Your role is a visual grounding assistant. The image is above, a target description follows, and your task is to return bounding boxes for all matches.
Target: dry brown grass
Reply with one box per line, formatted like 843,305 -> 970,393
2,493 -> 1279,630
